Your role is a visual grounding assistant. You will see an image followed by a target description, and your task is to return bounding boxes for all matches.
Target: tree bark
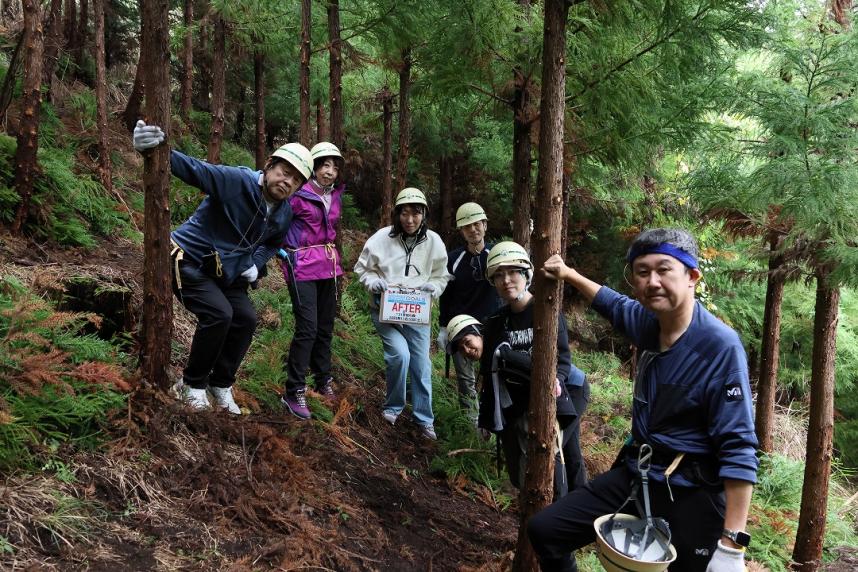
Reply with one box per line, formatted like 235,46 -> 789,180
121,0 -> 144,133
316,98 -> 328,141
93,0 -> 110,194
395,48 -> 412,186
299,0 -> 311,146
42,0 -> 64,103
831,0 -> 851,28
140,0 -> 173,391
254,49 -> 266,170
512,69 -> 533,251
207,14 -> 225,164
439,153 -> 454,247
74,0 -> 88,75
327,0 -> 344,150
380,86 -> 394,227
12,0 -> 44,235
792,265 -> 839,572
179,0 -> 193,122
512,0 -> 569,569
0,30 -> 25,122
755,231 -> 786,452
63,0 -> 76,51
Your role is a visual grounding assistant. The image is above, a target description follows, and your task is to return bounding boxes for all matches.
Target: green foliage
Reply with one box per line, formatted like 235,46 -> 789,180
68,91 -> 98,131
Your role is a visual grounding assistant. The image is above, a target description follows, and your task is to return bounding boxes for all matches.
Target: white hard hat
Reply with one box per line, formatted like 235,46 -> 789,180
270,143 -> 313,180
310,141 -> 343,161
455,202 -> 487,228
395,187 -> 428,207
445,314 -> 482,353
593,513 -> 677,572
485,241 -> 532,280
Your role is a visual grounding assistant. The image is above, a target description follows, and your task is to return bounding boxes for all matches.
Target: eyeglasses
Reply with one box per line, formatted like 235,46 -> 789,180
491,268 -> 527,283
470,256 -> 484,281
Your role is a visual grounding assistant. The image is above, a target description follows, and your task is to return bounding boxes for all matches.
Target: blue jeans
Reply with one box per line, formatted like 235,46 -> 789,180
371,313 -> 434,426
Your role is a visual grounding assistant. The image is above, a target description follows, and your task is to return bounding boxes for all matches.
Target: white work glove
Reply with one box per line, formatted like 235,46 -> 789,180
554,377 -> 562,397
419,283 -> 439,296
705,540 -> 745,572
241,265 -> 259,283
436,327 -> 448,350
133,120 -> 165,151
367,277 -> 388,293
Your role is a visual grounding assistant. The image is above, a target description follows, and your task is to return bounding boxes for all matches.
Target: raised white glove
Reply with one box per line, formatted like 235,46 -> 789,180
436,327 -> 448,350
133,120 -> 165,151
419,283 -> 439,296
367,277 -> 388,293
705,540 -> 745,572
554,377 -> 562,397
241,265 -> 259,283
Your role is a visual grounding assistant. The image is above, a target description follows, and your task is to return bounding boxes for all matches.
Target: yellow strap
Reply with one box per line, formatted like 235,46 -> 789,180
664,452 -> 685,478
286,243 -> 339,275
170,240 -> 184,290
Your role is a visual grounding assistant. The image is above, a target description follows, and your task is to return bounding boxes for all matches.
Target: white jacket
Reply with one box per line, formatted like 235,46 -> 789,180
354,226 -> 452,297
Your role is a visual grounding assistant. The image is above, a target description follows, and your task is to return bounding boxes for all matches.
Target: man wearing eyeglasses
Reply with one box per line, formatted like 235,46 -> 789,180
438,202 -> 501,421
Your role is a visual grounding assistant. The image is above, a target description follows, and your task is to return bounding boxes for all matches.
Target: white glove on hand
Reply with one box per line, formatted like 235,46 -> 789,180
706,540 -> 745,572
367,277 -> 388,293
554,377 -> 562,397
436,327 -> 448,350
133,120 -> 165,151
419,283 -> 439,296
241,265 -> 259,283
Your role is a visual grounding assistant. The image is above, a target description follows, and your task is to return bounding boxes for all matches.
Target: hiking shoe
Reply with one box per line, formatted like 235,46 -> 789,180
208,385 -> 241,415
171,381 -> 211,411
317,377 -> 336,400
282,389 -> 311,420
382,410 -> 399,425
419,424 -> 437,441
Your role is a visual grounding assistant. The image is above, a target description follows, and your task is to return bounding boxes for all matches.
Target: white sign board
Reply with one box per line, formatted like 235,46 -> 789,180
379,287 -> 432,325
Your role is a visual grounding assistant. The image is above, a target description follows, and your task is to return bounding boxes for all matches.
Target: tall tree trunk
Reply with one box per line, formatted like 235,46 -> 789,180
179,0 -> 193,122
380,86 -> 394,227
63,0 -> 76,50
792,265 -> 839,572
93,0 -> 110,194
207,14 -> 225,164
140,0 -> 173,391
0,30 -> 25,122
512,0 -> 569,569
194,18 -> 210,111
755,231 -> 786,452
439,153 -> 454,247
254,49 -> 266,170
327,0 -> 344,150
122,0 -> 144,133
42,0 -> 64,103
233,84 -> 246,143
395,48 -> 412,186
74,0 -> 88,75
831,0 -> 851,27
512,69 -> 533,250
316,98 -> 328,141
299,0 -> 311,146
11,0 -> 44,235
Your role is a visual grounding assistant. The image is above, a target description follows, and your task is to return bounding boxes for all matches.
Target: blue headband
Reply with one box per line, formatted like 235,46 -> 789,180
627,243 -> 698,269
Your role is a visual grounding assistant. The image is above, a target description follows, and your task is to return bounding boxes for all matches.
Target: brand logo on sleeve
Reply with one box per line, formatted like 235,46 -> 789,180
726,384 -> 743,402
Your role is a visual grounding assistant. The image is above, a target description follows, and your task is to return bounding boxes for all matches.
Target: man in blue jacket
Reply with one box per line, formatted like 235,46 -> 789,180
133,121 -> 312,414
530,228 -> 758,572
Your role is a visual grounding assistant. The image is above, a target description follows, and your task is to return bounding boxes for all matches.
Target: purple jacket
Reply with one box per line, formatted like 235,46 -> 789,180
280,181 -> 345,282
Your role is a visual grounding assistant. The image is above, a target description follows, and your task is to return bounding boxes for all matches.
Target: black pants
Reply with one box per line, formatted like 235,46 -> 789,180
502,381 -> 589,498
527,464 -> 726,572
173,261 -> 257,389
284,278 -> 337,394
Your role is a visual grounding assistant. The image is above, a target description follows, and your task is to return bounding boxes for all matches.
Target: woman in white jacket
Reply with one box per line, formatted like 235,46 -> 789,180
354,188 -> 452,440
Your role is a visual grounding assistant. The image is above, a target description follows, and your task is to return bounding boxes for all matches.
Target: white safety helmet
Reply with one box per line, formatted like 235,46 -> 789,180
270,142 -> 313,181
593,513 -> 677,572
455,202 -> 487,228
310,141 -> 343,161
445,314 -> 482,354
395,187 -> 428,208
485,241 -> 532,280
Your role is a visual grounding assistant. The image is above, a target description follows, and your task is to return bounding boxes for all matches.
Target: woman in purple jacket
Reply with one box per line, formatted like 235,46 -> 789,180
280,142 -> 346,419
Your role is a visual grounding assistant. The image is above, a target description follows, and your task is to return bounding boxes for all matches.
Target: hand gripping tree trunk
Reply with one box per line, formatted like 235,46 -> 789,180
299,0 -> 311,146
11,0 -> 44,236
792,263 -> 839,572
512,0 -> 570,570
328,0 -> 344,150
140,0 -> 172,391
93,0 -> 111,195
207,14 -> 225,165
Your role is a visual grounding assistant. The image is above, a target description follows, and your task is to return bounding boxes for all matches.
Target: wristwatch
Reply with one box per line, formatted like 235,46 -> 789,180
722,528 -> 751,548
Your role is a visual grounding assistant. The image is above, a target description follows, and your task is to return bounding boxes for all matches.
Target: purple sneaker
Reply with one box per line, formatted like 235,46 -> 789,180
281,389 -> 311,419
317,377 -> 336,401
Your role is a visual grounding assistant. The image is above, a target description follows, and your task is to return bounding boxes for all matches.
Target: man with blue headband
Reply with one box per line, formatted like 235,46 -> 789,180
527,228 -> 759,572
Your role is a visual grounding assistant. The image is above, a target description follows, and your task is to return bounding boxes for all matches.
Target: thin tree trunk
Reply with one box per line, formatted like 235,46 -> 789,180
42,0 -> 63,103
512,0 -> 569,569
316,98 -> 328,141
93,0 -> 110,194
380,86 -> 394,227
0,30 -> 25,122
254,49 -> 266,170
792,265 -> 839,572
831,0 -> 851,28
207,14 -> 225,164
140,0 -> 173,391
327,0 -> 344,150
122,0 -> 144,133
299,0 -> 311,146
512,69 -> 533,251
179,0 -> 193,121
233,84 -> 246,143
755,231 -> 786,452
395,48 -> 412,186
439,153 -> 454,247
63,0 -> 76,50
74,0 -> 87,74
11,0 -> 44,235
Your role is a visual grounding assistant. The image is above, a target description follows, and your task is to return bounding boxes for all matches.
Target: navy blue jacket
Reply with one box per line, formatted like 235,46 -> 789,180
170,151 -> 293,286
439,244 -> 501,326
591,286 -> 759,486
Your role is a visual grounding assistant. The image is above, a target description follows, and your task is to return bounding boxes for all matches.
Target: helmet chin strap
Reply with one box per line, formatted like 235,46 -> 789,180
513,271 -> 532,301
